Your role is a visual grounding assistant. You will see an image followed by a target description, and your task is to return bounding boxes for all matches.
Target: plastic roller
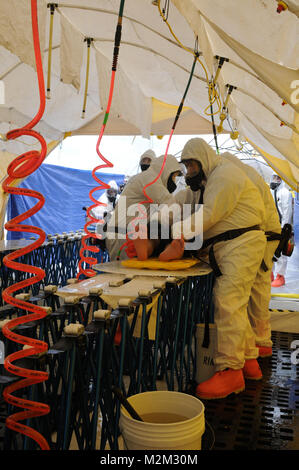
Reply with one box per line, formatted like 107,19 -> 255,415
88,287 -> 103,296
23,343 -> 46,358
165,277 -> 178,283
15,293 -> 31,301
64,296 -> 81,304
66,278 -> 79,285
63,323 -> 85,337
109,280 -> 124,287
138,289 -> 153,298
40,306 -> 52,316
44,285 -> 58,293
118,298 -> 133,308
94,309 -> 111,320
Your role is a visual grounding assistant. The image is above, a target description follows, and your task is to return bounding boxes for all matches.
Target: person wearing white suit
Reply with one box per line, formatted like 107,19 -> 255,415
91,180 -> 119,223
106,155 -> 182,261
139,149 -> 156,172
270,175 -> 293,287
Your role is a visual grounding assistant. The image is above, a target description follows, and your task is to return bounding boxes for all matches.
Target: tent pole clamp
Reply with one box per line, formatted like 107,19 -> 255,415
81,38 -> 94,118
217,84 -> 236,133
46,4 -> 58,99
47,3 -> 58,12
214,55 -> 229,85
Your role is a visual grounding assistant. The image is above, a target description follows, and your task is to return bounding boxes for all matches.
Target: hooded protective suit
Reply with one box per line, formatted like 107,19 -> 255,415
221,153 -> 281,349
173,138 -> 267,371
270,176 -> 293,277
139,149 -> 156,171
92,180 -> 119,222
106,155 -> 182,260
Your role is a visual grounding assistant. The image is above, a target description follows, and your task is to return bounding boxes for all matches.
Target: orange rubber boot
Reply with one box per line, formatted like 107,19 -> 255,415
257,345 -> 272,358
195,369 -> 245,400
243,359 -> 263,380
271,274 -> 285,287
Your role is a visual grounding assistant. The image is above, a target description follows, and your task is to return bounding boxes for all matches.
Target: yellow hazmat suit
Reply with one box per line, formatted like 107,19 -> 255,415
173,138 -> 267,372
222,153 -> 281,349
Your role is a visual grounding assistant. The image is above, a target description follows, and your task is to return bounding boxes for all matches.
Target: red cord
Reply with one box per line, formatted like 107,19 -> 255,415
77,62 -> 117,279
118,50 -> 198,257
1,0 -> 50,450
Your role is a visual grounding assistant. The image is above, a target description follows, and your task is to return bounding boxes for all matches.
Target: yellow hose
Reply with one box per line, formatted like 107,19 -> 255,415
81,38 -> 92,119
157,0 -> 222,116
271,293 -> 299,299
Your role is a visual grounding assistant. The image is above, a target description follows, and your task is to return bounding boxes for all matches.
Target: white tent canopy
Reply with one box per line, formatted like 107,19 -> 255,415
0,0 -> 298,186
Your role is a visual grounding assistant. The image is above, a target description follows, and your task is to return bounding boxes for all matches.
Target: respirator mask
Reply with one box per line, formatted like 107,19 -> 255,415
140,163 -> 150,172
270,181 -> 280,190
185,162 -> 205,192
107,190 -> 117,204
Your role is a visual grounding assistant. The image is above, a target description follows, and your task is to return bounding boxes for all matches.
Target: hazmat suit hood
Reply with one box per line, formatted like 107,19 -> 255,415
181,138 -> 222,179
106,180 -> 118,202
139,149 -> 156,171
139,149 -> 156,164
107,180 -> 118,191
270,174 -> 282,191
148,154 -> 181,188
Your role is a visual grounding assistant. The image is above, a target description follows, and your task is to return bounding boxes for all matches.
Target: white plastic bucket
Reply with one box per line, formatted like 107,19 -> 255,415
119,391 -> 205,450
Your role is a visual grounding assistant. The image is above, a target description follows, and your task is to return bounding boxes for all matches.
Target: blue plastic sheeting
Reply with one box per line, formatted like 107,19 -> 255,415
6,163 -> 124,240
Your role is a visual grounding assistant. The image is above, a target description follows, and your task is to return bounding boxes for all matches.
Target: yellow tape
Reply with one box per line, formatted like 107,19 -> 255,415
271,293 -> 299,299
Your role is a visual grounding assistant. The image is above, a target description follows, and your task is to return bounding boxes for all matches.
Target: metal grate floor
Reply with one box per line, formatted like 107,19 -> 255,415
1,331 -> 299,451
201,331 -> 299,450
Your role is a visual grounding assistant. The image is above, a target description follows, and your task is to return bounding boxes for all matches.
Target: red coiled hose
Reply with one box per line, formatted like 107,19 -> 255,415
1,0 -> 50,450
76,108 -> 114,279
77,6 -> 125,279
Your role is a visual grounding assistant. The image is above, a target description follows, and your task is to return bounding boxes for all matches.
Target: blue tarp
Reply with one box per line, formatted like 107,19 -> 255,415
7,163 -> 124,239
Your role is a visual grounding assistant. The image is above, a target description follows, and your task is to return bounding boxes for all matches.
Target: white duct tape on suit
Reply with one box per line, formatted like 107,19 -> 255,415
196,323 -> 217,384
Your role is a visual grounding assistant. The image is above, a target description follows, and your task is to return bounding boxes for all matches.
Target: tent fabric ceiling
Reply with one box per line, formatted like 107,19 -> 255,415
0,0 -> 298,185
72,105 -> 217,136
